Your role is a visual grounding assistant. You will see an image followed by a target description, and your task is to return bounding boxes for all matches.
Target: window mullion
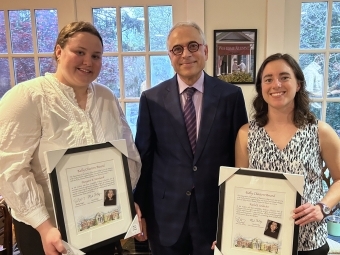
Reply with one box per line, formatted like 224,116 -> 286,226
144,5 -> 151,91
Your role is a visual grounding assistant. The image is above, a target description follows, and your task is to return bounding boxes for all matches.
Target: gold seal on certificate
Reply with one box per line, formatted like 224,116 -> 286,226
214,167 -> 303,255
44,141 -> 140,253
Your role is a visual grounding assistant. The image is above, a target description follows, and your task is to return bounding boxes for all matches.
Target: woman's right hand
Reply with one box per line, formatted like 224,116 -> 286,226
36,220 -> 66,255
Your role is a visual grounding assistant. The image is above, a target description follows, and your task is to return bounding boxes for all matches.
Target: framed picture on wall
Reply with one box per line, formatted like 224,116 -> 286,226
213,29 -> 257,84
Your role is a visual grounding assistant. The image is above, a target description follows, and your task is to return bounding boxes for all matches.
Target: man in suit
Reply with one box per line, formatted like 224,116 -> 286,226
133,21 -> 248,255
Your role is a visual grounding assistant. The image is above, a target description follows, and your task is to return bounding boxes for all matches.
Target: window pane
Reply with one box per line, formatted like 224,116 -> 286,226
299,53 -> 324,98
13,58 -> 35,84
326,102 -> 340,137
93,8 -> 117,52
9,10 -> 34,53
310,103 -> 322,119
0,11 -> 7,53
328,53 -> 340,97
149,6 -> 172,51
39,57 -> 56,76
35,9 -> 58,53
123,56 -> 145,97
97,56 -> 120,97
150,56 -> 173,87
300,2 -> 327,49
331,2 -> 340,48
121,7 -> 145,52
125,102 -> 139,138
0,58 -> 11,98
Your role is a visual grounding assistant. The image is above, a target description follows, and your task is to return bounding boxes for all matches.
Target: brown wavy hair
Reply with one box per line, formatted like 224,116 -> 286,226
53,21 -> 103,61
252,53 -> 316,127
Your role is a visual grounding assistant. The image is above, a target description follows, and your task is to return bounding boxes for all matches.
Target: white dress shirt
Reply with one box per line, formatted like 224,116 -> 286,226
0,73 -> 141,228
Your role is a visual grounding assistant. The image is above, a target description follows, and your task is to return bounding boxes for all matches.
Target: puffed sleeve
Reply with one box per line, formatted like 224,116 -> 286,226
0,83 -> 50,228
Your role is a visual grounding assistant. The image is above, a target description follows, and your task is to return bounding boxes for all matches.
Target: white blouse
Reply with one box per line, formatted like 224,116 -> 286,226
0,73 -> 141,228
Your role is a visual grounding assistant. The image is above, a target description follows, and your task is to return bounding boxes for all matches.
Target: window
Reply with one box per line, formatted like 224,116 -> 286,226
0,9 -> 59,97
298,1 -> 340,196
89,5 -> 175,136
298,1 -> 340,137
299,2 -> 340,207
268,0 -> 340,196
77,0 -> 186,137
270,0 -> 340,137
0,0 -> 75,98
1,0 -> 191,138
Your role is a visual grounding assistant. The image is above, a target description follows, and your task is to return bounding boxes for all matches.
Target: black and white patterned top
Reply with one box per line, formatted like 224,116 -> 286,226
248,120 -> 327,251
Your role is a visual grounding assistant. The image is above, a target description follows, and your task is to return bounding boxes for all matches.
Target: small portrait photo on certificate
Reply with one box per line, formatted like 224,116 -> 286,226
264,220 -> 281,239
104,189 -> 117,206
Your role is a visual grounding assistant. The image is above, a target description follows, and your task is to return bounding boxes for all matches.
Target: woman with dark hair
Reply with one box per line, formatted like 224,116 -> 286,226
235,53 -> 340,255
252,53 -> 315,128
104,189 -> 117,206
0,21 -> 141,255
264,221 -> 280,239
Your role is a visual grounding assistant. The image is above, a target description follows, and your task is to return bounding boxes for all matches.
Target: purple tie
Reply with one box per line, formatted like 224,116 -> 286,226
183,87 -> 197,154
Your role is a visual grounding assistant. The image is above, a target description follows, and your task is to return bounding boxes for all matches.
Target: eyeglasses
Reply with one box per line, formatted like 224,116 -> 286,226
169,41 -> 204,56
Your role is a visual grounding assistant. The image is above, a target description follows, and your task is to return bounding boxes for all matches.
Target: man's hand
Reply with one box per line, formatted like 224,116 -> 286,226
134,203 -> 148,241
36,220 -> 66,255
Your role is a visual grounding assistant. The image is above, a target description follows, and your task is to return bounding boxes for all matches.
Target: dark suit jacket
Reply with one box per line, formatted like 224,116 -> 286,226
133,72 -> 248,246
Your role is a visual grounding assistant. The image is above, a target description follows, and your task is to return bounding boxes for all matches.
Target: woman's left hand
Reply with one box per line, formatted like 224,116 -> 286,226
292,203 -> 324,226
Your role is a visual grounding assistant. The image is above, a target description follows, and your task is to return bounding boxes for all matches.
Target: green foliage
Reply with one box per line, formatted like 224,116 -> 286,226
217,72 -> 253,83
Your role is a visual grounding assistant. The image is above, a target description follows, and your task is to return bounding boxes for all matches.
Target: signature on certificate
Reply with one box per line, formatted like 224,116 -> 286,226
235,217 -> 246,225
88,191 -> 101,199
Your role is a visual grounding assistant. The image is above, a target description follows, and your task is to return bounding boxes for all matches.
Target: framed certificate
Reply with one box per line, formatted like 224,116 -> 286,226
215,167 -> 303,255
45,142 -> 138,253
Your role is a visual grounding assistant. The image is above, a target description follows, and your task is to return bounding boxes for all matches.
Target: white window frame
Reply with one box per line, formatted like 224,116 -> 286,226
1,0 -> 76,88
1,0 -> 204,110
76,0 -> 204,114
266,0 -> 340,124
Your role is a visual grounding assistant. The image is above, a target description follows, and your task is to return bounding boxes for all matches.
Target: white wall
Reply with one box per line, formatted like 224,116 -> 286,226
204,0 -> 268,117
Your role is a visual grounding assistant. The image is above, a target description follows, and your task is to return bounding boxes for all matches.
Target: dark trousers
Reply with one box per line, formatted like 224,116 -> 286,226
298,242 -> 329,255
13,218 -> 118,255
13,219 -> 44,255
148,189 -> 213,255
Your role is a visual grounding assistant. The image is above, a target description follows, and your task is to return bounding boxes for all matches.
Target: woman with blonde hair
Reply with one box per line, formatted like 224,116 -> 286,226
0,21 -> 141,255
